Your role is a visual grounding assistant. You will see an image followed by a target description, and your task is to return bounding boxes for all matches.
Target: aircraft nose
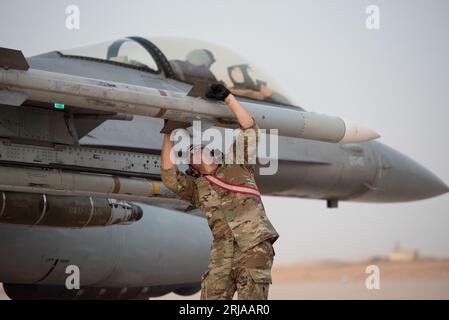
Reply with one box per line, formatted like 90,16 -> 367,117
369,142 -> 449,202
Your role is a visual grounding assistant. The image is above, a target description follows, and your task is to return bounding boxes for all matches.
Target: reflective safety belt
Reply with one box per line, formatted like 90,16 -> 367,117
204,175 -> 261,197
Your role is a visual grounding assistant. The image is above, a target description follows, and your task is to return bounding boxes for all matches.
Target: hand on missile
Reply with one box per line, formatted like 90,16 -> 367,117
206,83 -> 231,102
160,119 -> 190,134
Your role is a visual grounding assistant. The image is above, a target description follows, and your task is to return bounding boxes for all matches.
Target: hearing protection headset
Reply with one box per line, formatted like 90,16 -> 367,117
185,144 -> 223,178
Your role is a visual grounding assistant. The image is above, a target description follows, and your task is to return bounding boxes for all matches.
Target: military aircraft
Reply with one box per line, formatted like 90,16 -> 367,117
0,36 -> 447,299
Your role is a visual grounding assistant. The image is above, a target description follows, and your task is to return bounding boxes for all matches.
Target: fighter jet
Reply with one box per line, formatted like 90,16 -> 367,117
0,36 -> 447,299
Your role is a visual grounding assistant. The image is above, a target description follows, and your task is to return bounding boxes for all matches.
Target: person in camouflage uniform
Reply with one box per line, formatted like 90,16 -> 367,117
160,84 -> 279,300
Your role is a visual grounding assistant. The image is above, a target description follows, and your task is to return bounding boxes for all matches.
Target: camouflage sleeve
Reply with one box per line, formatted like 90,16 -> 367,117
160,167 -> 196,205
225,117 -> 259,166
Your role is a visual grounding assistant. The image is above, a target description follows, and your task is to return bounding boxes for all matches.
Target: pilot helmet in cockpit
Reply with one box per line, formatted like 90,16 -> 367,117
186,49 -> 216,69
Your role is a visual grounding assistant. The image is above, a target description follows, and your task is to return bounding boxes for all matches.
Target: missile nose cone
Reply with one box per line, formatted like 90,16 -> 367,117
339,119 -> 380,143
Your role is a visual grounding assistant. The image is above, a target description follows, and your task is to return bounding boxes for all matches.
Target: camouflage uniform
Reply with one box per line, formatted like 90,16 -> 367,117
161,120 -> 279,300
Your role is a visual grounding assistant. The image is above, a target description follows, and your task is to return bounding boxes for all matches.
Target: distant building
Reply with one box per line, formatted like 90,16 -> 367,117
389,243 -> 419,262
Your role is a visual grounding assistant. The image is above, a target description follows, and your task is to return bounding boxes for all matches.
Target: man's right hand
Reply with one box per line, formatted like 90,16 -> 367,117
206,83 -> 231,101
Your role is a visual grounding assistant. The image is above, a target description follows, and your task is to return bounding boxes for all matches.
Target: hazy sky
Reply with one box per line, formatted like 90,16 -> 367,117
1,0 -> 448,263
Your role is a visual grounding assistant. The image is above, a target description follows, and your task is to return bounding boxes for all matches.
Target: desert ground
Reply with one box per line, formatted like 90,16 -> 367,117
1,258 -> 448,300
154,258 -> 449,300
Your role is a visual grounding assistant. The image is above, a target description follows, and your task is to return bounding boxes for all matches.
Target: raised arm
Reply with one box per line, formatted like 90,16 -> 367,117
160,128 -> 196,204
207,84 -> 254,129
161,133 -> 175,170
207,84 -> 259,166
224,94 -> 254,129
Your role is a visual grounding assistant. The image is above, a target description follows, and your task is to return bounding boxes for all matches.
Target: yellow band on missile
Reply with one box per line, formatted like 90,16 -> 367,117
152,181 -> 160,196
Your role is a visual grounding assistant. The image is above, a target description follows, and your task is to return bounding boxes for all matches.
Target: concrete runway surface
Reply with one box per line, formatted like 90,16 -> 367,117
1,259 -> 448,300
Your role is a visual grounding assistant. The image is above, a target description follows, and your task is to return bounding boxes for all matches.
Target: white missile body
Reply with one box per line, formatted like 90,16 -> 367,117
0,165 -> 191,212
0,68 -> 380,143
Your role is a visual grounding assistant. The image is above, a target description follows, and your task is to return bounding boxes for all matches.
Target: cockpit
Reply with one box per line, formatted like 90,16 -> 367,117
59,36 -> 292,105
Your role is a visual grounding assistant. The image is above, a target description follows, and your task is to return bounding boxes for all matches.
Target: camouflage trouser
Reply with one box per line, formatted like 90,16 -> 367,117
200,238 -> 275,300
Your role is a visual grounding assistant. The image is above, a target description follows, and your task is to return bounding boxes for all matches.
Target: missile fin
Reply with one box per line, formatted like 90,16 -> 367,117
187,80 -> 209,98
0,48 -> 29,71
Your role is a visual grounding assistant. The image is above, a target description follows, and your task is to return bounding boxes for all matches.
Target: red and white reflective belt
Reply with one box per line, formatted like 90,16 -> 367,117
204,175 -> 261,197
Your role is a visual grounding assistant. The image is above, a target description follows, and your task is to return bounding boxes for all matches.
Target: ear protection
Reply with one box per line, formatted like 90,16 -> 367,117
185,165 -> 200,178
185,145 -> 223,177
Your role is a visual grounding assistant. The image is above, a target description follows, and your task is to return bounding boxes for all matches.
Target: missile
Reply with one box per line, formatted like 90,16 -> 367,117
0,165 -> 194,212
0,191 -> 143,228
0,59 -> 379,144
